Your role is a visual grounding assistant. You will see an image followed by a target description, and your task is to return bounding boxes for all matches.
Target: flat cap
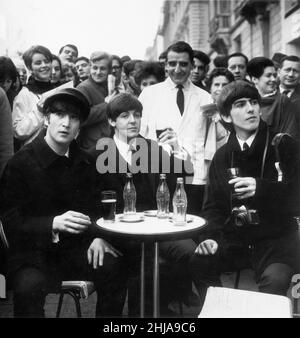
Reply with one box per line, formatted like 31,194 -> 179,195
43,88 -> 90,121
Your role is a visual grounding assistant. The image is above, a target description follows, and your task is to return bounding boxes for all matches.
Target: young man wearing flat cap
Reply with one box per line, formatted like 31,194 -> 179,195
190,80 -> 300,305
0,88 -> 127,317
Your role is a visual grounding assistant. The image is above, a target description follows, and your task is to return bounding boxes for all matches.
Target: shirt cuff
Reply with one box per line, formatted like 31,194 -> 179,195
52,230 -> 59,243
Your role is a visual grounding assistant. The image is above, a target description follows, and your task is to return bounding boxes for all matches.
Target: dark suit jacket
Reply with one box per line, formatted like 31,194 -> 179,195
290,84 -> 300,103
0,132 -> 101,274
92,135 -> 193,214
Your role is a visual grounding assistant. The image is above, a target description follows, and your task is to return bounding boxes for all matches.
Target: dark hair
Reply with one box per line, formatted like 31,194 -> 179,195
206,67 -> 234,91
111,55 -> 123,68
23,45 -> 52,70
59,44 -> 78,57
247,57 -> 274,79
158,51 -> 167,61
0,56 -> 18,83
280,55 -> 300,68
217,80 -> 260,118
107,93 -> 143,121
122,60 -> 142,77
134,61 -> 165,86
227,52 -> 249,65
120,55 -> 131,64
193,50 -> 210,66
271,52 -> 287,65
166,41 -> 194,63
75,56 -> 89,64
51,54 -> 62,70
213,55 -> 228,68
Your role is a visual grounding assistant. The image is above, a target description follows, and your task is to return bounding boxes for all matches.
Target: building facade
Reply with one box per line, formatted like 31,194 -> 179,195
146,0 -> 210,60
148,0 -> 300,61
209,0 -> 300,58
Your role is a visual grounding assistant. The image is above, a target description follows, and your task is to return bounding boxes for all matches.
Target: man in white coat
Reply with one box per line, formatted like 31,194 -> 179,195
139,41 -> 216,215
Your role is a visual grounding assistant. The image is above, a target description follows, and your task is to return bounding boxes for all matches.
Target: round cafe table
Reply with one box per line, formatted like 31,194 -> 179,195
96,212 -> 207,318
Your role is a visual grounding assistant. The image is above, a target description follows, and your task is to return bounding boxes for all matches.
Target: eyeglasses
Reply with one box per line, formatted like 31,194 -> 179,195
167,61 -> 190,68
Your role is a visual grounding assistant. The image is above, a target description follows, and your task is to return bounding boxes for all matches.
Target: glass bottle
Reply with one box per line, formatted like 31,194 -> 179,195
156,174 -> 170,219
172,177 -> 187,225
123,173 -> 136,216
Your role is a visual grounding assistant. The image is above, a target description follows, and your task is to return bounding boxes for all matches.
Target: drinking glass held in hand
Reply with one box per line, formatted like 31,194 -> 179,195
227,167 -> 241,198
101,190 -> 116,222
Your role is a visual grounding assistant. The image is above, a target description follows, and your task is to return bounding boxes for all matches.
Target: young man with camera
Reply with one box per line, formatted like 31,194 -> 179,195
190,80 -> 300,304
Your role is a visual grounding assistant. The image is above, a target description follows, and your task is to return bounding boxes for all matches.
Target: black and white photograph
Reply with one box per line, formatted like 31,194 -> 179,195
0,0 -> 300,325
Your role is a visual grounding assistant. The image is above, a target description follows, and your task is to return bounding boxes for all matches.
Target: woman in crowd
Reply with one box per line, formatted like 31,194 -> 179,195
51,54 -> 63,87
134,61 -> 165,92
13,58 -> 28,86
206,67 -> 235,103
202,67 -> 235,160
12,45 -> 54,146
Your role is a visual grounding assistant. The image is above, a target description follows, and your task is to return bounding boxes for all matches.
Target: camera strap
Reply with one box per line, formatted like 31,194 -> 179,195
260,127 -> 269,179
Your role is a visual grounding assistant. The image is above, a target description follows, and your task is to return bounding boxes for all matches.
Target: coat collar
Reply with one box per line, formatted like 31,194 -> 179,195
31,130 -> 90,169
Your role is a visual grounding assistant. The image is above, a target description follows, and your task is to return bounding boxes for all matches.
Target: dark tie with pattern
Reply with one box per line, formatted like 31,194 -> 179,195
176,84 -> 184,115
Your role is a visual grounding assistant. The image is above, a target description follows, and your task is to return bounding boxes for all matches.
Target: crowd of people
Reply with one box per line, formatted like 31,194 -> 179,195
0,40 -> 300,318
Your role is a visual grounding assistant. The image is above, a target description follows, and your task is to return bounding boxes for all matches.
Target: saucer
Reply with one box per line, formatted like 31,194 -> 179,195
119,214 -> 145,223
168,215 -> 193,223
144,210 -> 158,217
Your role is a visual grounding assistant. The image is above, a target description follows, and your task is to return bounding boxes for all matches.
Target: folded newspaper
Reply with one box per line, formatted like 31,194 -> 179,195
198,286 -> 292,318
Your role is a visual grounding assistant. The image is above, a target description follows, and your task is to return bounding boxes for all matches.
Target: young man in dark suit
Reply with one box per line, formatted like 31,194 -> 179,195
0,88 -> 127,317
191,81 -> 300,308
92,93 -> 198,316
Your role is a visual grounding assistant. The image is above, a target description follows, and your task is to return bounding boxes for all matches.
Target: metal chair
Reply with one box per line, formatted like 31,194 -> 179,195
56,280 -> 95,317
0,219 -> 95,317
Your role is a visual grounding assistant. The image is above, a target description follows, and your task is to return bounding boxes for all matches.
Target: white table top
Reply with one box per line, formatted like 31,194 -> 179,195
96,211 -> 207,240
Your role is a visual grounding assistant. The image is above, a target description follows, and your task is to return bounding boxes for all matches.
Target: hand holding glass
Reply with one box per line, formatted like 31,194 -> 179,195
227,168 -> 241,198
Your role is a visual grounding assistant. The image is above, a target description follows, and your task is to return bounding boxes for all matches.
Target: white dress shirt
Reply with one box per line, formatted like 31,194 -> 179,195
139,77 -> 213,185
113,135 -> 136,166
236,130 -> 258,151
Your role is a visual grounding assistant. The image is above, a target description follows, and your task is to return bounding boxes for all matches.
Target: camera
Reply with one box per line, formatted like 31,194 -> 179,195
232,206 -> 259,227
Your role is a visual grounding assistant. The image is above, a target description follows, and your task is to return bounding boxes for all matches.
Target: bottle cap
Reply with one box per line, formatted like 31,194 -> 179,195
160,173 -> 166,179
177,177 -> 184,183
126,173 -> 133,178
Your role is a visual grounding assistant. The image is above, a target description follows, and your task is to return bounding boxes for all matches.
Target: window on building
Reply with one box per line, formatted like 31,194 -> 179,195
219,0 -> 230,13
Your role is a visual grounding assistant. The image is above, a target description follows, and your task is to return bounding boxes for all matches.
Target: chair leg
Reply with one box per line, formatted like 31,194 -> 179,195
56,292 -> 65,318
234,270 -> 241,289
66,290 -> 82,318
56,290 -> 82,318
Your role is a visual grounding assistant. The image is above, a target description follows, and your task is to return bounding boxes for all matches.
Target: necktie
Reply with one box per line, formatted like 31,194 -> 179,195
176,84 -> 184,115
243,142 -> 249,152
282,89 -> 291,97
